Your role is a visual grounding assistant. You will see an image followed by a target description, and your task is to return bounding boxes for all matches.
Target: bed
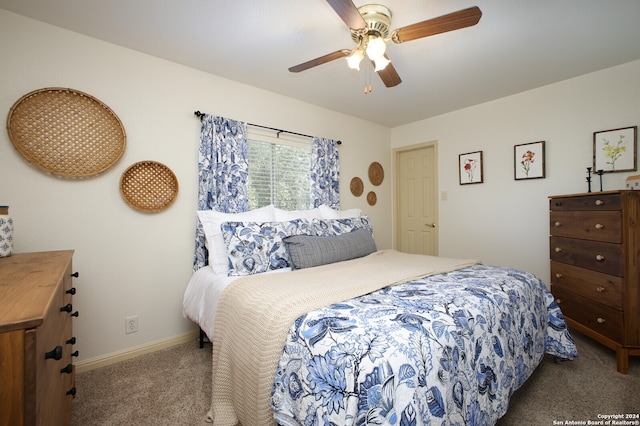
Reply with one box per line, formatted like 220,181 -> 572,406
183,207 -> 578,426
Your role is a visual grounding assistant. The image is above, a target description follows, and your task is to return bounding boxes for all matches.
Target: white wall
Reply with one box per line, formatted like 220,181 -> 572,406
391,59 -> 640,282
0,10 -> 392,362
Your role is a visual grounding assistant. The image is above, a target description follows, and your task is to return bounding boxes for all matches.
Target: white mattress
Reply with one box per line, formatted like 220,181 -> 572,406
182,266 -> 291,339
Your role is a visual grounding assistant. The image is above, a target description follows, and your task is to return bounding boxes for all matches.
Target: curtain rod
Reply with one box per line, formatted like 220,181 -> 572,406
193,111 -> 341,145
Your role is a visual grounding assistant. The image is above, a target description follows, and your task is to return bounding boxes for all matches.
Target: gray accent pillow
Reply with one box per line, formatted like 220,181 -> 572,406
283,228 -> 377,270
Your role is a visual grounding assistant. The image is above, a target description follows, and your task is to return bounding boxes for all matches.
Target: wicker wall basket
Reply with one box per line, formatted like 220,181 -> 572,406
120,161 -> 178,213
6,87 -> 126,178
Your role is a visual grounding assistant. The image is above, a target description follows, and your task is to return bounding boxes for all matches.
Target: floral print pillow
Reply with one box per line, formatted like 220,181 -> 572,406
311,215 -> 373,237
221,220 -> 302,276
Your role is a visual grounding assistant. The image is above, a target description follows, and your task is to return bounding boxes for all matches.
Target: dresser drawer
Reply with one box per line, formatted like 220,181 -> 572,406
550,236 -> 623,276
550,261 -> 622,309
552,287 -> 624,343
550,210 -> 621,243
550,193 -> 621,211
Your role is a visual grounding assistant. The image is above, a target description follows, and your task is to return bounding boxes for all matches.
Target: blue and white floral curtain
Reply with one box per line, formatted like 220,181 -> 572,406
310,136 -> 340,209
193,114 -> 248,270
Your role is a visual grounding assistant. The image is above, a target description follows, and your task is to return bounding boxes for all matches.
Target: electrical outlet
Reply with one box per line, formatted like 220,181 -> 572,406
125,316 -> 138,334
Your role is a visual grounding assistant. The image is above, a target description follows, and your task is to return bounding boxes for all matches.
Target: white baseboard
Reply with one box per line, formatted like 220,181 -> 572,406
74,330 -> 200,374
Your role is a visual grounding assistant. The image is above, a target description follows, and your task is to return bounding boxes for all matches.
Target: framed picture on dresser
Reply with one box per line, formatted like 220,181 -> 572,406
593,126 -> 637,173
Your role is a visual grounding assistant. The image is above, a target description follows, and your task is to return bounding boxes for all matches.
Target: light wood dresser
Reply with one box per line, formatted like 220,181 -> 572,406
549,191 -> 640,374
0,250 -> 77,425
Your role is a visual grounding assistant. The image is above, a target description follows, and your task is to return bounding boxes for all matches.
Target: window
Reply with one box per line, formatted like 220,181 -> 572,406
247,134 -> 311,211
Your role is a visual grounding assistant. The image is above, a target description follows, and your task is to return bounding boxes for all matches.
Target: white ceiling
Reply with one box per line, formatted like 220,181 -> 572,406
2,0 -> 640,127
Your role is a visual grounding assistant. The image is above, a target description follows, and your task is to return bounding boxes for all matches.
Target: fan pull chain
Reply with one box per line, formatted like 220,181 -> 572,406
364,66 -> 372,94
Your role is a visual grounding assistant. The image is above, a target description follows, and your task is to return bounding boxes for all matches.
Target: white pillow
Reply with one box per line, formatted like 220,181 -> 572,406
274,207 -> 323,221
318,204 -> 363,219
197,205 -> 275,274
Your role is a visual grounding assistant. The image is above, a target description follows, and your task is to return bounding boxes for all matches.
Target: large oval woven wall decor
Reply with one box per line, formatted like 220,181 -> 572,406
120,161 -> 178,212
368,162 -> 384,186
6,87 -> 126,178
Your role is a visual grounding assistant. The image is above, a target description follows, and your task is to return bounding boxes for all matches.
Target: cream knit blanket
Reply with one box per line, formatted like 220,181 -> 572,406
206,249 -> 477,426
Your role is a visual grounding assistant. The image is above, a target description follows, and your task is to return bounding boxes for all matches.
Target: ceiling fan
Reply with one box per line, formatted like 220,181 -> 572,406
288,0 -> 482,89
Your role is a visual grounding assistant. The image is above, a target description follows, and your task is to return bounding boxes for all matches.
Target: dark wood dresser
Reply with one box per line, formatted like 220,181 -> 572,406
0,250 -> 77,425
549,191 -> 640,373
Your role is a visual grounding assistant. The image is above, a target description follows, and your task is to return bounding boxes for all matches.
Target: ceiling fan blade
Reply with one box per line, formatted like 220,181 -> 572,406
325,0 -> 367,30
391,6 -> 482,43
288,50 -> 351,73
374,56 -> 402,88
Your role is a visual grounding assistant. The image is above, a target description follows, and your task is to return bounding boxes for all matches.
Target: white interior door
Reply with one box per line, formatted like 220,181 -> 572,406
396,144 -> 437,255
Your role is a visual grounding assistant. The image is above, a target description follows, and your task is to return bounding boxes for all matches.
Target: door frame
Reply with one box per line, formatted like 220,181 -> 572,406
392,141 -> 439,254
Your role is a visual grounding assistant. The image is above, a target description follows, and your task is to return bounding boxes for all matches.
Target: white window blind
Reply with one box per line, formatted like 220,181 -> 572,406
247,137 -> 311,211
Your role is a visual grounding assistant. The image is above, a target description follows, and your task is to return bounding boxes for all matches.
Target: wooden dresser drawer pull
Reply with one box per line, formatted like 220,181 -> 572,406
555,247 -> 562,253
45,346 -> 62,361
554,221 -> 562,227
596,317 -> 606,324
595,223 -> 605,229
596,286 -> 606,292
595,199 -> 605,206
595,254 -> 606,261
555,273 -> 563,279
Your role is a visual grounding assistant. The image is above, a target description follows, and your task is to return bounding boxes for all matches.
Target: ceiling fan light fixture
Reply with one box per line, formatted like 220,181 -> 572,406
346,49 -> 364,70
365,35 -> 386,61
373,55 -> 390,71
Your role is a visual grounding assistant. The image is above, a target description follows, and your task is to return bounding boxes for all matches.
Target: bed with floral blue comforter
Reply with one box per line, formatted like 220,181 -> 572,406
270,264 -> 577,425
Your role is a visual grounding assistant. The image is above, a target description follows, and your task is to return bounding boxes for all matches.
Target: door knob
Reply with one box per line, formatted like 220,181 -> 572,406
425,223 -> 436,228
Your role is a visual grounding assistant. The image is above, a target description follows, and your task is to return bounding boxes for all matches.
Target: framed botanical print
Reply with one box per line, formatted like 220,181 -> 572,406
514,141 -> 545,180
459,151 -> 483,185
593,126 -> 637,173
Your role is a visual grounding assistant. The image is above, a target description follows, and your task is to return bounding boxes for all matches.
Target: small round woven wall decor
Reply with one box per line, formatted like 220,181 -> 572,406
367,191 -> 377,206
6,87 -> 126,178
368,161 -> 384,186
120,161 -> 178,212
350,177 -> 364,197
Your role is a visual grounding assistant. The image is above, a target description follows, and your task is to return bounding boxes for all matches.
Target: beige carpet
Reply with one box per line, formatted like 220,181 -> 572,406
71,329 -> 639,426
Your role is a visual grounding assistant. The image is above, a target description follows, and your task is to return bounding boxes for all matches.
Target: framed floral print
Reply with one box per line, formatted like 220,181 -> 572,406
593,126 -> 637,173
459,151 -> 483,185
514,141 -> 545,180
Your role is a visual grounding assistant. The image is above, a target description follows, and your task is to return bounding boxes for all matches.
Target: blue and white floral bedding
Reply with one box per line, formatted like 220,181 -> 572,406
271,264 -> 577,425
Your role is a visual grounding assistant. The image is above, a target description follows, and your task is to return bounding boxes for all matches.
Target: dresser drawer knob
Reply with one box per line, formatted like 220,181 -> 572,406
60,364 -> 73,374
45,346 -> 62,361
595,199 -> 605,206
71,272 -> 79,278
60,303 -> 73,313
556,298 -> 562,304
596,317 -> 606,324
554,221 -> 562,227
595,223 -> 605,229
66,337 -> 76,345
596,286 -> 606,292
66,287 -> 76,295
72,350 -> 79,357
595,254 -> 606,261
71,311 -> 79,318
66,387 -> 77,397
555,273 -> 563,279
555,247 -> 562,253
